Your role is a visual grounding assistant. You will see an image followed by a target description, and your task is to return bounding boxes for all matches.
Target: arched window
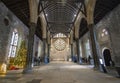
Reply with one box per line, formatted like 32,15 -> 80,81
53,33 -> 67,38
101,29 -> 108,37
98,28 -> 109,42
8,29 -> 18,57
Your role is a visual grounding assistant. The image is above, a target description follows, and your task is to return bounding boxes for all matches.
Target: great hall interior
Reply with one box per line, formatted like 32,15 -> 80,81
0,0 -> 120,83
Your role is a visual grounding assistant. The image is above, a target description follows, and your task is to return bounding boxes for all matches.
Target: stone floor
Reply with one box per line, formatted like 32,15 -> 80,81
0,61 -> 120,83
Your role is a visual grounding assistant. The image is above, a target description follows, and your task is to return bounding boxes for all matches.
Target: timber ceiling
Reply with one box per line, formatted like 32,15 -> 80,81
1,0 -> 30,26
94,0 -> 120,24
1,0 -> 120,39
1,0 -> 43,39
39,0 -> 84,34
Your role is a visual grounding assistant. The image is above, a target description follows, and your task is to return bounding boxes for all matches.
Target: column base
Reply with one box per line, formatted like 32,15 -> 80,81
22,67 -> 33,74
100,64 -> 107,73
93,65 -> 100,71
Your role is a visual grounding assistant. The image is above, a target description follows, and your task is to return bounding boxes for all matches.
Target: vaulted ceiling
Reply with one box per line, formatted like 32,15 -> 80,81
1,0 -> 120,39
39,0 -> 83,34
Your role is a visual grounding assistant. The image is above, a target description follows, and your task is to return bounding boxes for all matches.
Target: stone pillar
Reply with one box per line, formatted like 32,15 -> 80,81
23,23 -> 36,73
43,38 -> 47,62
73,41 -> 76,62
43,39 -> 46,56
71,44 -> 74,60
76,39 -> 80,63
89,24 -> 99,69
48,44 -> 50,62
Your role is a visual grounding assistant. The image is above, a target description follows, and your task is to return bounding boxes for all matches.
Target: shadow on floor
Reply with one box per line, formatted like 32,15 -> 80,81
27,79 -> 42,83
0,77 -> 21,81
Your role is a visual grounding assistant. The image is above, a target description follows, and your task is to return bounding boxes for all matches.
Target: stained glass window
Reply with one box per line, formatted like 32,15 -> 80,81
54,38 -> 66,51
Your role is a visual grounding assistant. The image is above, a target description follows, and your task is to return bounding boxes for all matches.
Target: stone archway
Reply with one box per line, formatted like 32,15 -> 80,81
103,49 -> 112,66
79,18 -> 88,38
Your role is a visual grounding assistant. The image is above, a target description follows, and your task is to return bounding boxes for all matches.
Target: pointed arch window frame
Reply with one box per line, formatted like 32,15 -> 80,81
8,30 -> 19,57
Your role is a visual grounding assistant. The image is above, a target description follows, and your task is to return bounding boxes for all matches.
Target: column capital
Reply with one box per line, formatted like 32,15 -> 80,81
71,43 -> 73,45
43,38 -> 47,41
29,22 -> 37,27
74,38 -> 79,41
88,24 -> 94,29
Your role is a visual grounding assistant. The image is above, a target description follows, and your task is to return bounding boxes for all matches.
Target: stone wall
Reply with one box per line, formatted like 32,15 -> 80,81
0,2 -> 28,73
80,32 -> 92,58
94,21 -> 112,63
50,38 -> 70,61
94,5 -> 120,67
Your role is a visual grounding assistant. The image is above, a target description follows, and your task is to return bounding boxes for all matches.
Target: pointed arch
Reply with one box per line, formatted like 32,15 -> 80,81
79,18 -> 88,38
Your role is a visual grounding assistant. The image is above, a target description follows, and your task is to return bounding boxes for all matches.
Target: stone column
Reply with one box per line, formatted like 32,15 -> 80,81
23,23 -> 36,73
73,41 -> 76,62
89,24 -> 99,69
43,39 -> 47,56
71,44 -> 74,60
76,39 -> 80,63
48,44 -> 50,62
43,38 -> 47,62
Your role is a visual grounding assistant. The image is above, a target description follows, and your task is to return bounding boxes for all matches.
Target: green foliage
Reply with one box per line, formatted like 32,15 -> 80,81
13,40 -> 27,68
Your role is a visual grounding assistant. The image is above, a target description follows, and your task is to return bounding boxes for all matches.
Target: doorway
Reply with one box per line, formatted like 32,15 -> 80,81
103,49 -> 112,66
